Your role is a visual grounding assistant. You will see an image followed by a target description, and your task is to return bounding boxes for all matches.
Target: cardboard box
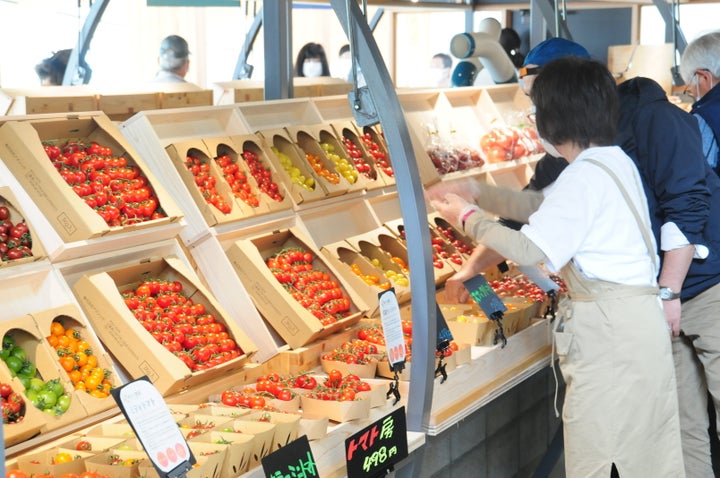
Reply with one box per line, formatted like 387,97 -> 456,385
0,86 -> 98,116
0,114 -> 183,242
357,123 -> 398,186
285,125 -> 362,195
298,414 -> 328,441
187,442 -> 228,478
226,228 -> 365,349
243,410 -> 301,452
33,304 -> 121,417
189,430 -> 254,477
0,186 -> 47,267
56,435 -> 128,454
85,448 -> 149,478
72,256 -> 257,396
18,447 -> 94,476
320,358 -> 377,379
332,121 -> 394,187
300,393 -> 371,423
384,217 -> 462,274
165,140 -> 252,225
439,296 -> 538,346
0,364 -> 46,448
221,419 -> 276,469
85,422 -> 136,438
219,134 -> 295,213
345,229 -> 414,289
313,123 -> 382,191
0,314 -> 89,432
256,129 -> 328,204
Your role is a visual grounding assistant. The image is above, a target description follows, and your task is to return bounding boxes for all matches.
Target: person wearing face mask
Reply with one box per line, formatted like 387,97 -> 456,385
294,42 -> 331,78
429,53 -> 452,88
680,31 -> 720,175
442,37 -> 589,304
427,56 -> 685,477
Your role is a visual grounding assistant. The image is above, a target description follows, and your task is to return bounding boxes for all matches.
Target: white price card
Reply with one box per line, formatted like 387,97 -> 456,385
112,377 -> 195,477
378,288 -> 406,367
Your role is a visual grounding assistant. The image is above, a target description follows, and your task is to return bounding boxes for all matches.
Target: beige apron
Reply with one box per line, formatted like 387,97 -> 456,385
553,159 -> 685,477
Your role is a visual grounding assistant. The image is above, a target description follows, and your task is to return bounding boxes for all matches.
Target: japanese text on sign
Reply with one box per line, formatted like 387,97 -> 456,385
267,451 -> 317,478
345,407 -> 408,478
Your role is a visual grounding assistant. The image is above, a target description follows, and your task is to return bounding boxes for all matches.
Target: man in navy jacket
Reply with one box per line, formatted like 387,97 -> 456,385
618,76 -> 720,477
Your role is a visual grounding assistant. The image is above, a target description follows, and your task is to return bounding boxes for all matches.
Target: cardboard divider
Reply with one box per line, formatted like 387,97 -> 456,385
0,186 -> 47,267
0,362 -> 46,447
331,121 -> 389,189
222,419 -> 276,469
55,435 -> 128,454
72,256 -> 257,396
165,140 -> 252,224
189,430 -> 255,476
0,113 -> 183,243
18,447 -> 95,476
345,232 -> 411,292
313,124 -> 380,192
243,410 -> 301,453
33,304 -> 121,417
0,315 -> 89,433
257,129 -> 328,204
384,217 -> 462,274
226,228 -> 365,349
486,163 -> 534,190
286,125 -> 362,195
221,134 -> 295,213
320,240 -> 396,317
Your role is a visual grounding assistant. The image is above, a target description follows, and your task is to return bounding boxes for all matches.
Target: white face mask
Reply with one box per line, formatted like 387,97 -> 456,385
335,59 -> 352,79
429,67 -> 450,86
539,137 -> 562,158
303,61 -> 323,78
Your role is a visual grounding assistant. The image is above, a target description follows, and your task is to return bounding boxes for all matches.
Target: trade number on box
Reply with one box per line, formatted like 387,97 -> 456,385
345,406 -> 408,478
111,376 -> 195,478
261,434 -> 317,478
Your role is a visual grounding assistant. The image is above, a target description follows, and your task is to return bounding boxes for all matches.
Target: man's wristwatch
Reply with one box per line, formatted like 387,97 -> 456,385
659,286 -> 681,301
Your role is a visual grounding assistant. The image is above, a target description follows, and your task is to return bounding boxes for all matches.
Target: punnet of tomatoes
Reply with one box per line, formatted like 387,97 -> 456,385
6,471 -> 113,478
426,132 -> 484,175
121,278 -> 244,372
42,140 -> 167,226
184,152 -> 234,214
265,247 -> 354,326
479,125 -> 543,163
214,153 -> 260,207
46,320 -> 114,399
1,381 -> 26,424
490,274 -> 568,303
2,333 -> 74,416
0,203 -> 34,262
340,133 -> 376,180
321,339 -> 380,365
302,369 -> 372,402
240,149 -> 284,202
433,220 -> 476,256
358,321 -> 414,362
360,131 -> 394,177
397,226 -> 461,268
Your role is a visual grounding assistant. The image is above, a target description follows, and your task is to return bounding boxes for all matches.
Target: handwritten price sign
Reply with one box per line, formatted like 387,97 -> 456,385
345,407 -> 408,478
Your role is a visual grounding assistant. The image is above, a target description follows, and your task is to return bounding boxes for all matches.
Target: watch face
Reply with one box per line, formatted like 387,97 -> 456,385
659,287 -> 678,300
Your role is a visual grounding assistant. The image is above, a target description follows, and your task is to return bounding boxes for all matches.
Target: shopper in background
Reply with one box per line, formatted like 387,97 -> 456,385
427,57 -> 685,477
429,53 -> 452,88
334,44 -> 352,81
35,49 -> 72,86
153,35 -> 190,83
443,37 -> 590,304
294,42 -> 331,78
680,31 -> 720,175
499,27 -> 525,68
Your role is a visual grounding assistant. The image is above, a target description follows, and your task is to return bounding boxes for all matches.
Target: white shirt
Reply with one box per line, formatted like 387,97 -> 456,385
521,146 -> 658,286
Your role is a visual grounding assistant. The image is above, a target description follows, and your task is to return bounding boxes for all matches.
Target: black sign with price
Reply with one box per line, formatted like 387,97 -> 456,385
345,407 -> 408,478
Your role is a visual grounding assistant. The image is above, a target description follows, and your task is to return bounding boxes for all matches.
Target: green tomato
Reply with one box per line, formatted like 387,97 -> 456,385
2,334 -> 15,350
45,378 -> 65,398
0,347 -> 10,361
25,389 -> 40,408
29,377 -> 45,392
16,374 -> 32,389
55,394 -> 71,414
4,355 -> 23,374
38,389 -> 58,408
19,361 -> 36,378
9,346 -> 27,362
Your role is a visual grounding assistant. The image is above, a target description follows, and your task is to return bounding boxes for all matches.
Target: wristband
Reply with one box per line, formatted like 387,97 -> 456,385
459,205 -> 480,229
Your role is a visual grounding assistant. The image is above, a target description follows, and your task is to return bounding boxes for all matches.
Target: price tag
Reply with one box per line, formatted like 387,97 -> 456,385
345,407 -> 408,478
111,377 -> 194,478
463,274 -> 507,318
261,435 -> 317,478
378,288 -> 406,368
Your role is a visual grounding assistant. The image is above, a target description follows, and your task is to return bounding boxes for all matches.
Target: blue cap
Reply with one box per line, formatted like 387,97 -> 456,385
522,38 -> 590,67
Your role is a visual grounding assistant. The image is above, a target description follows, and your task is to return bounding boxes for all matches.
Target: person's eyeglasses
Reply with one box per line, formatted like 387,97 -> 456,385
683,68 -> 711,98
